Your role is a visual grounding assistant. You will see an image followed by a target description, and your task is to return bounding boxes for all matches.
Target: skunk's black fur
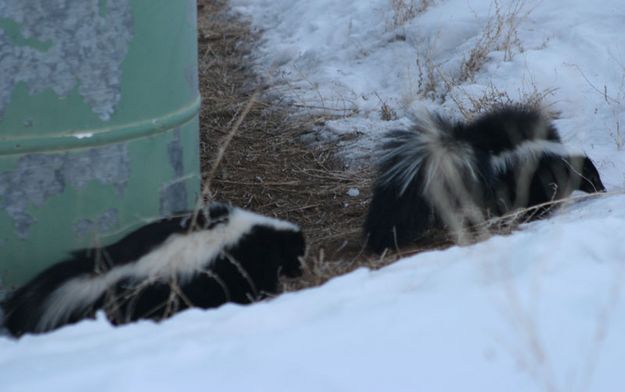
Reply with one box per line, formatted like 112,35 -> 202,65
2,204 -> 305,337
464,104 -> 562,152
364,105 -> 606,253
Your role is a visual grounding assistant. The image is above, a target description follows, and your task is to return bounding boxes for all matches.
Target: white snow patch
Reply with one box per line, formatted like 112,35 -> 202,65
347,187 -> 360,197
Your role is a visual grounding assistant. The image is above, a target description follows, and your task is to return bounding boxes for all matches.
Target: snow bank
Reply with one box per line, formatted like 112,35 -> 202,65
1,194 -> 624,391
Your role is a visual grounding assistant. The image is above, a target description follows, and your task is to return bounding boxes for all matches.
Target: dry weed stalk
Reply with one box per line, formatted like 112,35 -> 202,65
444,79 -> 556,120
416,53 -> 438,98
375,92 -> 398,121
577,257 -> 625,392
459,0 -> 530,83
572,63 -> 625,151
477,190 -> 622,242
495,257 -> 559,392
415,0 -> 534,108
390,0 -> 431,28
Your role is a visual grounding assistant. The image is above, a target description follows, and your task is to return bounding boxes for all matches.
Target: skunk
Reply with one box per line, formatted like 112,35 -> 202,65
2,203 -> 305,337
364,105 -> 606,253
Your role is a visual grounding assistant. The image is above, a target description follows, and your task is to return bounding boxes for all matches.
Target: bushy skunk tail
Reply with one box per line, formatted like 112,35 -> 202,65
364,113 -> 494,253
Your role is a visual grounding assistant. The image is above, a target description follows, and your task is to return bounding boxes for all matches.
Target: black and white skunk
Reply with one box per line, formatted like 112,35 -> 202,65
2,203 -> 305,337
364,105 -> 606,253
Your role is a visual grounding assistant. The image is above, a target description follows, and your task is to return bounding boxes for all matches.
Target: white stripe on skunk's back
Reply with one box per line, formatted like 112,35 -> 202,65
229,207 -> 300,234
490,140 -> 581,174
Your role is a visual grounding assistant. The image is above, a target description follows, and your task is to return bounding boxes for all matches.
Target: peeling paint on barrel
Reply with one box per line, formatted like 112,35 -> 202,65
0,0 -> 133,120
73,208 -> 119,238
0,144 -> 130,239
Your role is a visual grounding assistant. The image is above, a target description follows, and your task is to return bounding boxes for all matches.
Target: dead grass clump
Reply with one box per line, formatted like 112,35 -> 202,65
459,0 -> 529,83
283,231 -> 453,292
414,0 -> 533,106
416,54 -> 438,99
390,0 -> 432,28
375,92 -> 398,121
444,82 -> 557,120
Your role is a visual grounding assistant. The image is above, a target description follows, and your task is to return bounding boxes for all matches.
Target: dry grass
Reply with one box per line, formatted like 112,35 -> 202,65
458,0 -> 529,83
444,80 -> 557,120
197,0 -> 447,292
415,0 -> 535,112
375,92 -> 398,121
415,51 -> 438,99
389,0 -> 432,28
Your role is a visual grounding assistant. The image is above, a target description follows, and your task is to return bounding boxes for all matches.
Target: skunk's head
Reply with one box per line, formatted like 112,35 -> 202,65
217,206 -> 305,286
531,155 -> 606,199
578,156 -> 606,193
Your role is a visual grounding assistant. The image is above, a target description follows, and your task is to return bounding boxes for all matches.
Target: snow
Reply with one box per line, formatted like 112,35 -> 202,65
2,194 -> 625,391
231,0 -> 625,175
2,1 -> 625,391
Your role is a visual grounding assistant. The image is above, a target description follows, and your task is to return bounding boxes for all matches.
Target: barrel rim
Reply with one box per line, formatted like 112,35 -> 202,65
0,96 -> 201,155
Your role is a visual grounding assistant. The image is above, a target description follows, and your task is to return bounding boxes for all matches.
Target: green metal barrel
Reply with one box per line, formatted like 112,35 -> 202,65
0,0 -> 201,288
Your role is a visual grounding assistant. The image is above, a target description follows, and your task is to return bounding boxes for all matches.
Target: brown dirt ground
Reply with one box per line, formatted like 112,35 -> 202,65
197,0 -> 451,291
